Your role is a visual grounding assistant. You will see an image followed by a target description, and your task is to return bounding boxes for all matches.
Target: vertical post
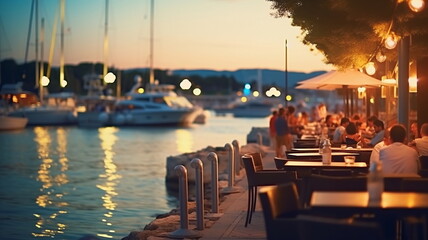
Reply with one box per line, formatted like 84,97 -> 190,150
190,158 -> 204,230
207,152 -> 219,213
398,36 -> 410,130
221,143 -> 241,194
232,140 -> 240,175
285,39 -> 288,107
257,133 -> 263,146
169,165 -> 201,238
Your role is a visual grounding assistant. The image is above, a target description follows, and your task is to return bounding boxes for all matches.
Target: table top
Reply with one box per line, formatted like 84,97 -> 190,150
311,191 -> 428,212
291,147 -> 373,152
287,152 -> 359,157
284,161 -> 367,168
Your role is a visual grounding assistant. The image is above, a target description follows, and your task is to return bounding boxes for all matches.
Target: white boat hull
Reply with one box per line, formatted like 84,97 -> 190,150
77,111 -> 109,128
0,116 -> 28,131
9,107 -> 77,126
110,108 -> 200,126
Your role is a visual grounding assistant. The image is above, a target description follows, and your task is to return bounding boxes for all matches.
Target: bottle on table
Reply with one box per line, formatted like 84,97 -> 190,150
321,138 -> 332,165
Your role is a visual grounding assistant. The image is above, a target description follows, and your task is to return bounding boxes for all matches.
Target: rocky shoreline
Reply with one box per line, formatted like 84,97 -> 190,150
121,139 -> 268,240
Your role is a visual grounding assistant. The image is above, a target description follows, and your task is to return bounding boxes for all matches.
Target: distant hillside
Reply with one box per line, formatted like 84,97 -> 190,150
172,69 -> 327,88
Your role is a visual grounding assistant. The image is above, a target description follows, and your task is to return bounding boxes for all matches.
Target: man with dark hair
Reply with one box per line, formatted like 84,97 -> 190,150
332,117 -> 350,144
379,124 -> 419,174
275,107 -> 290,157
363,119 -> 385,147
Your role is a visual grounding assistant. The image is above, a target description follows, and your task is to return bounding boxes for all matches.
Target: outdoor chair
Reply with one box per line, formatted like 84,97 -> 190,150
258,183 -> 302,240
298,214 -> 385,240
418,156 -> 428,177
301,174 -> 367,208
274,157 -> 288,170
242,154 -> 297,227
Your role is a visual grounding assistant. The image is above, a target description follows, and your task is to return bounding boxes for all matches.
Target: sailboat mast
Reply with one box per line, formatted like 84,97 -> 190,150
60,0 -> 65,87
39,18 -> 44,101
103,0 -> 109,80
149,0 -> 154,84
35,0 -> 39,88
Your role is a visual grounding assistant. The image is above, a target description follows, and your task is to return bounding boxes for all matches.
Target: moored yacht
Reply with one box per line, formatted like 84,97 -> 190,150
110,83 -> 201,126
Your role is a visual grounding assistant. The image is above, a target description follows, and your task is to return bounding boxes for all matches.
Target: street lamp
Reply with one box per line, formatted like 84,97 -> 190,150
180,79 -> 192,90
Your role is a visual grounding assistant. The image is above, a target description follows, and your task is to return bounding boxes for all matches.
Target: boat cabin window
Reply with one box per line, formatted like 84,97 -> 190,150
164,96 -> 193,108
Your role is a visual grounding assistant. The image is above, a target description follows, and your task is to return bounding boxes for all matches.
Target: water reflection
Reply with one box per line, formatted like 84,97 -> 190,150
96,127 -> 121,239
175,129 -> 193,153
33,127 -> 69,238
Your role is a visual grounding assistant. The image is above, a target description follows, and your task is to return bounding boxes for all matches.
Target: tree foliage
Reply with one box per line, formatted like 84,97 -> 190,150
267,0 -> 428,69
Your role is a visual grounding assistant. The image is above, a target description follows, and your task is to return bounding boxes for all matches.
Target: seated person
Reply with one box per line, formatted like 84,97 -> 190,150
362,115 -> 378,139
332,117 -> 350,144
379,124 -> 419,174
369,128 -> 390,172
410,122 -> 428,156
363,119 -> 385,147
342,122 -> 361,147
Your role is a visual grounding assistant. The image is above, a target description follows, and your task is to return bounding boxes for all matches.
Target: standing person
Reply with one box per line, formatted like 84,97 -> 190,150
287,105 -> 298,145
332,117 -> 350,144
275,107 -> 290,158
268,110 -> 278,150
379,124 -> 419,174
410,122 -> 428,156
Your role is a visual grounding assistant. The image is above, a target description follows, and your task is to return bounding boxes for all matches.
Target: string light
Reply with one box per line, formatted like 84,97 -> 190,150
385,32 -> 398,49
408,0 -> 425,12
376,51 -> 386,63
365,62 -> 376,75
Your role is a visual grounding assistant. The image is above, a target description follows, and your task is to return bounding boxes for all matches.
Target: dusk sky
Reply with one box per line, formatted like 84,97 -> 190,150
0,0 -> 334,73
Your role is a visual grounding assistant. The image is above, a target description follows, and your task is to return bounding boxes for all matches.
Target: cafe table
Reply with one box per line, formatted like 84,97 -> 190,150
291,147 -> 373,152
283,161 -> 367,172
310,191 -> 428,240
287,152 -> 359,158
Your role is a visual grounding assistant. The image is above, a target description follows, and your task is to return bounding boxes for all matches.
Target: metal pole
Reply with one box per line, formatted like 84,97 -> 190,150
221,143 -> 241,194
285,39 -> 288,106
207,152 -> 219,213
257,132 -> 263,146
169,165 -> 201,239
190,158 -> 204,230
398,36 -> 410,130
232,140 -> 240,175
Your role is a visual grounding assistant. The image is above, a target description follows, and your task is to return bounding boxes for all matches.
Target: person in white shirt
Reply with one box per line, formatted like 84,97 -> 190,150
379,124 -> 419,174
369,128 -> 390,172
411,123 -> 428,156
332,117 -> 350,144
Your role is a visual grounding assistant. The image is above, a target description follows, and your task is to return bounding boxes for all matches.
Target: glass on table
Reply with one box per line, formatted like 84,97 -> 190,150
344,156 -> 356,164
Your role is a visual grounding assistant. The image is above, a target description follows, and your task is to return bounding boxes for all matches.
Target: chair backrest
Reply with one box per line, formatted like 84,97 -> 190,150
242,155 -> 258,187
302,174 -> 367,206
274,157 -> 288,170
259,183 -> 301,240
401,178 -> 428,192
298,215 -> 384,240
246,152 -> 264,171
419,155 -> 428,169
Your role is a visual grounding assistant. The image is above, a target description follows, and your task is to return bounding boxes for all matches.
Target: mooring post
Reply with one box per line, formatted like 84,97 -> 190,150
257,132 -> 263,146
221,143 -> 241,194
168,165 -> 201,239
190,158 -> 204,230
232,139 -> 241,175
207,152 -> 219,213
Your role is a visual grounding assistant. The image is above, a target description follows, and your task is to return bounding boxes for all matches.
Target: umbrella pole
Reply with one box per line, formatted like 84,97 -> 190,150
344,85 -> 349,117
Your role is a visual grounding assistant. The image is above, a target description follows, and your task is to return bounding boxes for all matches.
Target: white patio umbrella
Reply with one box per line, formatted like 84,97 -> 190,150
295,69 -> 394,117
295,69 -> 392,90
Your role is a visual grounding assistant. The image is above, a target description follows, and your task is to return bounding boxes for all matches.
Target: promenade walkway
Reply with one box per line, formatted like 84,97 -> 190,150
200,149 -> 277,240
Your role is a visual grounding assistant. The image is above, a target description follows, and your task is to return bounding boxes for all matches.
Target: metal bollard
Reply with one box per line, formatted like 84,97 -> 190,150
257,132 -> 263,146
169,165 -> 201,239
232,139 -> 241,175
190,158 -> 204,230
221,143 -> 241,194
207,152 -> 219,213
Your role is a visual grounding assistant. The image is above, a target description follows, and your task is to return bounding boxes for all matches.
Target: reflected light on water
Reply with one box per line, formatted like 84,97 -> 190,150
32,127 -> 70,238
175,129 -> 193,153
97,127 -> 121,238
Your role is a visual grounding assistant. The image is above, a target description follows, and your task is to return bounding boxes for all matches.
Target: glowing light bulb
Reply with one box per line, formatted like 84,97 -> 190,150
376,51 -> 386,63
365,62 -> 376,75
408,0 -> 425,12
385,33 -> 398,50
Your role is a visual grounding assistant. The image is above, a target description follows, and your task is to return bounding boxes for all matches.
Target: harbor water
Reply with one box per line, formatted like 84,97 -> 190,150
0,113 -> 267,240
